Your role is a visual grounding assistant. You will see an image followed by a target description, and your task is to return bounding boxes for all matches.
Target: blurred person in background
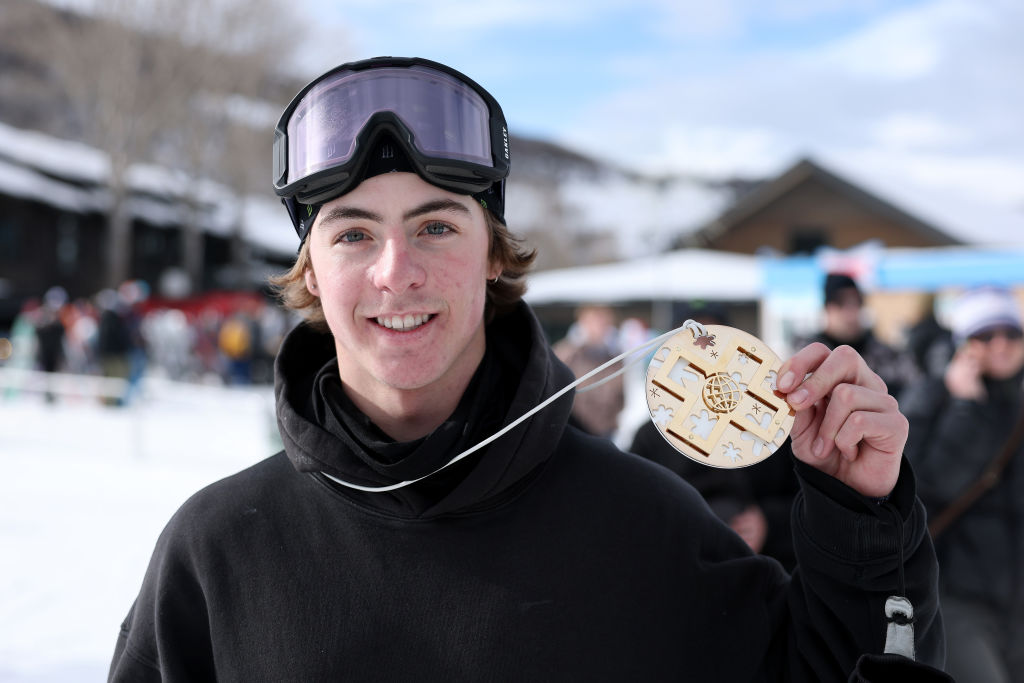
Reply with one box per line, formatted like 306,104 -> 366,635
905,293 -> 955,380
34,286 -> 68,402
2,298 -> 40,399
140,309 -> 194,382
109,56 -> 945,682
95,288 -> 132,405
217,310 -> 255,385
797,272 -> 918,398
553,303 -> 625,438
901,286 -> 1024,683
95,282 -> 147,406
251,303 -> 289,385
62,297 -> 99,375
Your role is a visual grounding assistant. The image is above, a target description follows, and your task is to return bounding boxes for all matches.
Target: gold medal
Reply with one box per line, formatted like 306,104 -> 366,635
645,322 -> 795,468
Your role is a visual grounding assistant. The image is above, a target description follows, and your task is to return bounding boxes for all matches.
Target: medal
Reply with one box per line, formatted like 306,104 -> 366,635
645,321 -> 795,468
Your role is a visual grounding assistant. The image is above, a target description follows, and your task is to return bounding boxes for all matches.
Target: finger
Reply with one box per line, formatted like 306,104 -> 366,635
814,383 -> 900,459
833,408 -> 908,463
777,342 -> 830,393
790,396 -> 828,460
782,345 -> 887,411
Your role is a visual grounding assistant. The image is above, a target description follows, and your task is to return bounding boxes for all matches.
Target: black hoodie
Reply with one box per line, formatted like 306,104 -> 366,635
110,302 -> 943,682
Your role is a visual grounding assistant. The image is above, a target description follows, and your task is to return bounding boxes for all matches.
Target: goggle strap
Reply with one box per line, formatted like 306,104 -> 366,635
283,197 -> 321,245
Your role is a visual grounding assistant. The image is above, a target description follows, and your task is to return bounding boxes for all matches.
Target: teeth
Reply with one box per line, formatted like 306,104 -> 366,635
376,314 -> 430,331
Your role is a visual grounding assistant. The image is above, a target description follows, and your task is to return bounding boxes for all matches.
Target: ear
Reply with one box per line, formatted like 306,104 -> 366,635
304,269 -> 319,297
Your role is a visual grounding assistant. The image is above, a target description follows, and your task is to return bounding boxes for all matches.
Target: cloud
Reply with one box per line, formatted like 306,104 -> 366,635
310,0 -> 594,35
294,0 -> 1024,235
811,9 -> 944,80
557,0 -> 1024,212
869,113 -> 969,150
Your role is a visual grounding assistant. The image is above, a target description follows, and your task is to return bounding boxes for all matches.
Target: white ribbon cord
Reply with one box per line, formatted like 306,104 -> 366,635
321,323 -> 693,493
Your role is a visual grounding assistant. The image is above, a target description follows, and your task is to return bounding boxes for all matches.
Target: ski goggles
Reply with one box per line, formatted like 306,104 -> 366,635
273,57 -> 510,237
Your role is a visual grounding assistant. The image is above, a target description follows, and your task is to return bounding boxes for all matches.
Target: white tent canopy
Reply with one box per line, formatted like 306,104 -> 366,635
523,249 -> 761,305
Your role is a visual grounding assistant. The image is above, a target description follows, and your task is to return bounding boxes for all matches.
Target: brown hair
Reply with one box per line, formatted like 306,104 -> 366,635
268,209 -> 536,332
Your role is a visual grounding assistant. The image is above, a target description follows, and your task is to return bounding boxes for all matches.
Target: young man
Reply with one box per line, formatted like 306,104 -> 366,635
109,57 -> 943,681
798,272 -> 919,398
901,286 -> 1024,682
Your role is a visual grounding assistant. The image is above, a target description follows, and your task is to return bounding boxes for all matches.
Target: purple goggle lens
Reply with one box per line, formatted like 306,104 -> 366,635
287,65 -> 492,183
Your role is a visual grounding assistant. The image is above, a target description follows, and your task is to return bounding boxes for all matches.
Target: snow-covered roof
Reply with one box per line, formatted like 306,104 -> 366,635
0,120 -> 108,184
0,156 -> 106,214
241,195 -> 298,255
524,249 -> 762,304
0,121 -> 245,238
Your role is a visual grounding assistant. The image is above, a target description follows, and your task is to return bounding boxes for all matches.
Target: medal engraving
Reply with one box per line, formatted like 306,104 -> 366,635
645,323 -> 795,468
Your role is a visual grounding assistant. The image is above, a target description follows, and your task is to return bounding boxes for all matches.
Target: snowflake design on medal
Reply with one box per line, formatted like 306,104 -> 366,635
694,334 -> 716,350
689,410 -> 718,439
741,431 -> 770,457
648,346 -> 671,373
651,405 -> 673,427
721,442 -> 743,464
742,413 -> 786,456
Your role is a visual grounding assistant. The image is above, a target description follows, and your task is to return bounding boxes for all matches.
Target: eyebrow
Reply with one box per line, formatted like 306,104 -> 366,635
317,206 -> 384,227
317,198 -> 471,230
402,198 -> 471,221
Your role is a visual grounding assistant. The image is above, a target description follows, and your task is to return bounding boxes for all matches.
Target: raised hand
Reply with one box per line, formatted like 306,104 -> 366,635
944,344 -> 986,400
777,343 -> 907,499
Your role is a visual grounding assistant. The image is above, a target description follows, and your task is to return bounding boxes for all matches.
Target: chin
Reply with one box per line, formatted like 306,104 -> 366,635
988,366 -> 1023,381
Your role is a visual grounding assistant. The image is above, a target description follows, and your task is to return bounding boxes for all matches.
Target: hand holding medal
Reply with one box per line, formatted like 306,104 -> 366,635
646,321 -> 905,499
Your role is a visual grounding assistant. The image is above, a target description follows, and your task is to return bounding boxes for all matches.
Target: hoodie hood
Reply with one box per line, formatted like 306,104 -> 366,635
274,301 -> 575,518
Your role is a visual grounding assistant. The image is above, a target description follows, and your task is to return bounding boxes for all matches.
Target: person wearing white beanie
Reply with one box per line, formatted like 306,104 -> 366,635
946,287 -> 1024,400
901,285 -> 1024,682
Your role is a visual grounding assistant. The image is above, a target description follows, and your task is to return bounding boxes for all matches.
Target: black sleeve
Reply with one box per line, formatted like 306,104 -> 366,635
781,455 -> 944,678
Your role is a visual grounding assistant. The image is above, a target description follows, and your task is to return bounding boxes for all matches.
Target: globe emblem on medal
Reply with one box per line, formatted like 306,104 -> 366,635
702,373 -> 741,414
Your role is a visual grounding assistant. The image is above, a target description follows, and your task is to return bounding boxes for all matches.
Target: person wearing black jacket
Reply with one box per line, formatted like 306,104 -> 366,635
109,57 -> 944,682
629,419 -> 800,570
901,286 -> 1024,682
797,273 -> 919,399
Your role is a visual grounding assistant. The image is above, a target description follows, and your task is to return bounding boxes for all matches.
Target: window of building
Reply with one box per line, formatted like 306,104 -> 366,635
787,226 -> 829,255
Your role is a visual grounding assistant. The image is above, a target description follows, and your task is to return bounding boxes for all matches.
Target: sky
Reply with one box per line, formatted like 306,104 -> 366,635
292,0 -> 1024,242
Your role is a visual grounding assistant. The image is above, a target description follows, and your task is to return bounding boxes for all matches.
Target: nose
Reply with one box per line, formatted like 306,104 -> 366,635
371,236 -> 426,294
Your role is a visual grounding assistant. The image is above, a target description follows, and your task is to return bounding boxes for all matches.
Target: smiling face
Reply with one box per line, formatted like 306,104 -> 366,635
304,172 -> 498,416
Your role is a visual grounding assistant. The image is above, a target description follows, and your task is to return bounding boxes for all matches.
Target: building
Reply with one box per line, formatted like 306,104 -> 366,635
0,121 -> 293,330
684,158 -> 963,255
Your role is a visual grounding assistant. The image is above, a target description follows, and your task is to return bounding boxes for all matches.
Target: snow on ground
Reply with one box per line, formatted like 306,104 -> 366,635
0,382 -> 278,683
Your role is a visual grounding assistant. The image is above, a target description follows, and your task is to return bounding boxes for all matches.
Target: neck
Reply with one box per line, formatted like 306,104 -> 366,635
825,328 -> 867,347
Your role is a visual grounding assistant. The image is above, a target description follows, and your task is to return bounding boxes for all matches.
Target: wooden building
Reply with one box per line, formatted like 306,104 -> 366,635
685,158 -> 963,254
